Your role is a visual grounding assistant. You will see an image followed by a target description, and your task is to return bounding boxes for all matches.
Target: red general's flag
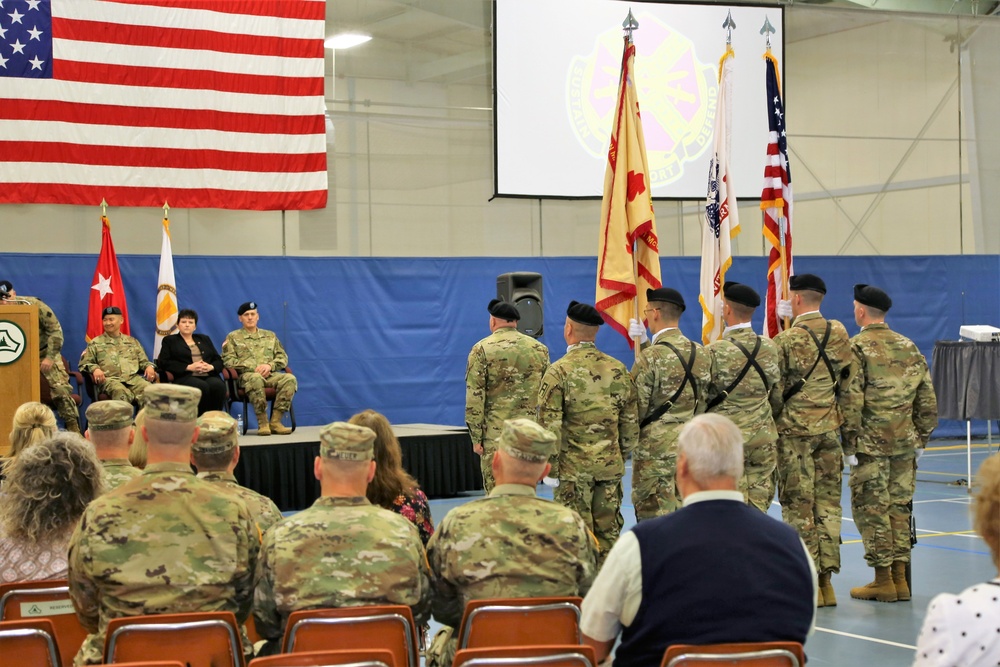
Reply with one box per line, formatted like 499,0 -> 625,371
0,0 -> 327,211
760,50 -> 793,338
595,37 -> 661,348
86,216 -> 130,341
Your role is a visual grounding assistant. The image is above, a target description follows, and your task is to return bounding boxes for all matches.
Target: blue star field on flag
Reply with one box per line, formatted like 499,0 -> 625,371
0,0 -> 53,78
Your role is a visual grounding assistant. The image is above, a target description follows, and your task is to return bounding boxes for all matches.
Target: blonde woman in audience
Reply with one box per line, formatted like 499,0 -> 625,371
1,402 -> 59,486
128,408 -> 148,469
349,409 -> 434,545
0,432 -> 105,582
914,453 -> 1000,666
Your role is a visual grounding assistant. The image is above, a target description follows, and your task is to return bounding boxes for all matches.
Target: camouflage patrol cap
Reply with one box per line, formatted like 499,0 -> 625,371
193,410 -> 238,454
567,300 -> 604,326
85,400 -> 133,431
498,418 -> 557,463
144,384 -> 201,422
488,298 -> 521,322
319,421 -> 376,461
102,306 -> 123,316
854,284 -> 892,312
789,273 -> 827,295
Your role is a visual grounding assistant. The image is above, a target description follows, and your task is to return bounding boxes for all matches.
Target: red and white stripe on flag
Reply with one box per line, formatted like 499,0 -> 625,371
0,0 -> 327,210
760,51 -> 792,338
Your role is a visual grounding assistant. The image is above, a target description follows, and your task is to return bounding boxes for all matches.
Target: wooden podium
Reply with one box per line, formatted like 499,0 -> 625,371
0,304 -> 40,455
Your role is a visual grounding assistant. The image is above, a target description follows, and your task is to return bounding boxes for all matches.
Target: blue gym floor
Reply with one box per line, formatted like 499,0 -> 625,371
426,439 -> 999,666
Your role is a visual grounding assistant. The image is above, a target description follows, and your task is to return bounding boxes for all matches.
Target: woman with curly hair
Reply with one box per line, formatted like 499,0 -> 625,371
0,432 -> 105,582
348,409 -> 434,545
913,453 -> 1000,666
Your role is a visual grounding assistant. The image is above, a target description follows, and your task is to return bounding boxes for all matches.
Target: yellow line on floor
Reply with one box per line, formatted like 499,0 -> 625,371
815,627 -> 916,650
928,443 -> 994,451
843,530 -> 975,545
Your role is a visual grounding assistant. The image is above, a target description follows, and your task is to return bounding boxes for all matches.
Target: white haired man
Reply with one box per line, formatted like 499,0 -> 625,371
580,413 -> 816,667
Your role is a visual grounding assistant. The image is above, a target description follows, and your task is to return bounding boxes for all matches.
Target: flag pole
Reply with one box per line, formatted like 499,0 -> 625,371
624,10 -> 642,362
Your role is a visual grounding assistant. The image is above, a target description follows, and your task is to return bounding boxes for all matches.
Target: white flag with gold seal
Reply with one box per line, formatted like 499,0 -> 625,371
153,210 -> 178,359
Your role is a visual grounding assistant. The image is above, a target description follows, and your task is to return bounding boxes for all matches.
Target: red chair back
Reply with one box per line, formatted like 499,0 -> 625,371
0,579 -> 86,667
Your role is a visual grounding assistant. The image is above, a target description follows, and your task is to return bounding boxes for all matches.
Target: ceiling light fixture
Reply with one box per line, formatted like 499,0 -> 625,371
325,33 -> 372,50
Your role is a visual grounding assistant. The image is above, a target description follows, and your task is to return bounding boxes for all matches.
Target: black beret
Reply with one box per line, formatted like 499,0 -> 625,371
567,300 -> 604,327
487,298 -> 520,321
237,301 -> 258,315
102,306 -> 122,316
788,273 -> 827,295
854,284 -> 892,312
723,281 -> 760,308
0,280 -> 11,295
646,287 -> 686,312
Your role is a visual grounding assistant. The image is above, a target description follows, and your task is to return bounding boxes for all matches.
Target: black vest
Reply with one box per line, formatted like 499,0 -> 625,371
615,499 -> 814,667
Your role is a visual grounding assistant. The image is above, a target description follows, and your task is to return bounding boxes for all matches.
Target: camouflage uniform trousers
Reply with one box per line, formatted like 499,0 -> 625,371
240,372 -> 297,415
741,438 -> 778,514
850,452 -> 917,568
100,375 -> 151,407
777,430 -> 843,574
631,457 -> 680,522
43,356 -> 80,427
555,475 -> 622,565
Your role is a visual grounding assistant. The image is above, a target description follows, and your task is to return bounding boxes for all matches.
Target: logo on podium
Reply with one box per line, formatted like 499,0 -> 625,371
0,321 -> 26,365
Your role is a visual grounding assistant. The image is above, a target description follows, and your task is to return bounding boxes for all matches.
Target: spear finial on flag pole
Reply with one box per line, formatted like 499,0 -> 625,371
100,198 -> 107,217
760,16 -> 775,52
623,9 -> 639,42
163,200 -> 170,218
724,10 -> 736,46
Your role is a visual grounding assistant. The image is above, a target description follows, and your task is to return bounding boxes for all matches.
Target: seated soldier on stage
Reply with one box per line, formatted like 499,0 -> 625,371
79,307 -> 157,407
222,301 -> 296,436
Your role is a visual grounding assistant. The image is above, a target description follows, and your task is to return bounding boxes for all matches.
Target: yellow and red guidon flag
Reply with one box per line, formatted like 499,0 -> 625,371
700,46 -> 741,344
596,37 -> 661,348
86,215 -> 130,341
761,50 -> 793,338
153,212 -> 178,359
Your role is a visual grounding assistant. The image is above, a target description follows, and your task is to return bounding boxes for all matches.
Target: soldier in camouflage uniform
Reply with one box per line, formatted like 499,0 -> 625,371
537,301 -> 637,559
466,298 -> 549,493
426,418 -> 597,667
252,421 -> 430,656
222,301 -> 297,436
67,385 -> 259,665
773,273 -> 854,607
193,411 -> 283,533
78,306 -> 157,407
842,284 -> 937,603
0,280 -> 81,432
628,288 -> 710,521
705,282 -> 783,513
84,400 -> 142,491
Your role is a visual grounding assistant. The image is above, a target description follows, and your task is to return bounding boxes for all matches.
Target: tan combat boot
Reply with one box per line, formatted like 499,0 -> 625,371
256,410 -> 271,436
819,571 -> 836,607
269,413 -> 292,435
816,584 -> 826,608
850,566 -> 898,602
891,561 -> 910,601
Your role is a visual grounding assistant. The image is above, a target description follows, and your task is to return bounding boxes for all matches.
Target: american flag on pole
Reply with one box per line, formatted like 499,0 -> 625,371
0,0 -> 327,210
699,46 -> 740,345
760,50 -> 792,338
595,36 -> 661,349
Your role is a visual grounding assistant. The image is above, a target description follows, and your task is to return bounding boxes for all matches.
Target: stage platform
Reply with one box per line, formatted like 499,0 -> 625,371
233,423 -> 484,511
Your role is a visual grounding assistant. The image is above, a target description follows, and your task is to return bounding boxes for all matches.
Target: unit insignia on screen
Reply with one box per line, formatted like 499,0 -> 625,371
566,11 -> 717,188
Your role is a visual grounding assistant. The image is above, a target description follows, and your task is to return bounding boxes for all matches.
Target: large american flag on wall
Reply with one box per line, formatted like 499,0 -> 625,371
0,0 -> 327,210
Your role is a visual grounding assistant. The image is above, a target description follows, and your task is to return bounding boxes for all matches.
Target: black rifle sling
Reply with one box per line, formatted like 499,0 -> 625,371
781,322 -> 832,402
706,335 -> 765,411
639,340 -> 697,429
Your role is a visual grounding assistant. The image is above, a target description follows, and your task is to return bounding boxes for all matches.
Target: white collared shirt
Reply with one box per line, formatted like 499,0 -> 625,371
722,322 -> 753,336
651,327 -> 677,344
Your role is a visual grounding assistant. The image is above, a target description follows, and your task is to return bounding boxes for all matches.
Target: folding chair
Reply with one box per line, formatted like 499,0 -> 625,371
457,597 -> 583,650
282,606 -> 418,667
0,579 -> 86,667
223,367 -> 296,435
103,611 -> 245,667
661,642 -> 805,667
249,648 -> 394,667
0,618 -> 61,667
453,644 -> 598,667
92,662 -> 186,667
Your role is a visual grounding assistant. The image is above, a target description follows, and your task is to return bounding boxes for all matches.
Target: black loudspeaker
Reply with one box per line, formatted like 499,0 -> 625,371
497,272 -> 543,338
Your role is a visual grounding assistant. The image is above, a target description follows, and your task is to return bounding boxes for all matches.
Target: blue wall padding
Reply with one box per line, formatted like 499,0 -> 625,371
1,253 -> 996,438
